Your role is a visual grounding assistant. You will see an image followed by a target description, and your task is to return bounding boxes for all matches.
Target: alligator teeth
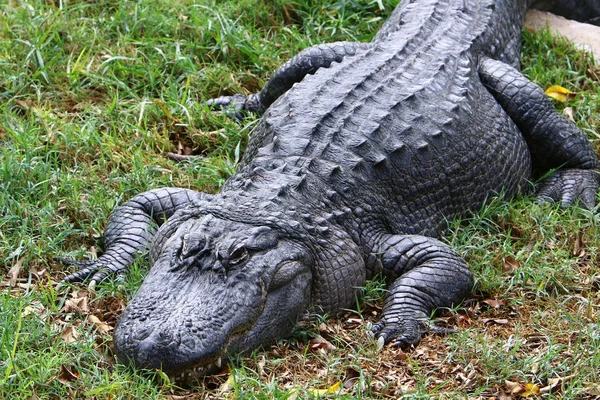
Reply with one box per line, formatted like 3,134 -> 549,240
171,357 -> 227,383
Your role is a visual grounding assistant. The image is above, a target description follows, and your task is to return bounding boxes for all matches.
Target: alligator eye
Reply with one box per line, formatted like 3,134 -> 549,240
228,245 -> 249,266
179,233 -> 190,259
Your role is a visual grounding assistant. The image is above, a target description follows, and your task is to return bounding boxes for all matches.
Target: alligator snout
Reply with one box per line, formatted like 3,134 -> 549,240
115,319 -> 225,374
135,329 -> 184,367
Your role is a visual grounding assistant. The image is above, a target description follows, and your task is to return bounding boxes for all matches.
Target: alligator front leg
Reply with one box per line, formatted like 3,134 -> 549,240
207,41 -> 371,116
59,188 -> 212,284
479,56 -> 600,208
371,235 -> 474,348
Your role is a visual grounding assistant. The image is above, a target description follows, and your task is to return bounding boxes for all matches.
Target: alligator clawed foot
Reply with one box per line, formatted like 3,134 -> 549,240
205,94 -> 249,121
370,316 -> 427,351
56,256 -> 125,287
370,317 -> 459,351
536,169 -> 600,209
206,93 -> 265,121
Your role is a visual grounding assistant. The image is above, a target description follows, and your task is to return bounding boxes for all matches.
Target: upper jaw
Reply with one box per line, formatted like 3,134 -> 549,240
112,262 -> 265,375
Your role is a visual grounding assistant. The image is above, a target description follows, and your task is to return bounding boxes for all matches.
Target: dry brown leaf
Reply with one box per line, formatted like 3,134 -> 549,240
506,380 -> 525,395
88,315 -> 113,334
343,366 -> 361,390
573,231 -> 586,258
581,382 -> 600,396
563,107 -> 575,121
62,326 -> 79,343
309,336 -> 336,353
483,318 -> 509,325
62,295 -> 89,314
540,377 -> 562,393
545,85 -> 576,102
346,317 -> 363,327
455,313 -> 473,327
482,298 -> 505,309
15,100 -> 32,111
21,301 -> 46,318
30,265 -> 47,282
218,375 -> 235,395
58,364 -> 80,384
7,256 -> 25,287
498,388 -> 512,400
505,380 -> 541,397
503,256 -> 520,273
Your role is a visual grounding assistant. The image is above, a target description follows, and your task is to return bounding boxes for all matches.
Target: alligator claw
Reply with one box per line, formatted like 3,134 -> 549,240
370,316 -> 426,350
205,94 -> 248,121
536,169 -> 600,209
375,336 -> 384,352
56,255 -> 125,285
370,315 -> 461,351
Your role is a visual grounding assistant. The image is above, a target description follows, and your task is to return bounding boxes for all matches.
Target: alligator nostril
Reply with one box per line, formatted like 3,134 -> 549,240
157,330 -> 180,346
134,329 -> 178,367
181,337 -> 196,351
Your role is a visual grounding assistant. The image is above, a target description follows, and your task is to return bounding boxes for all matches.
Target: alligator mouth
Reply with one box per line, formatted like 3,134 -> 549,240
171,355 -> 227,383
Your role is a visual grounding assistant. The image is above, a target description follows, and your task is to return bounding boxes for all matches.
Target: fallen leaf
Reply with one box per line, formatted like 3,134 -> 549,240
581,382 -> 600,396
218,375 -> 235,394
308,381 -> 342,397
62,326 -> 79,343
7,256 -> 25,286
563,107 -> 575,121
309,336 -> 336,353
343,366 -> 361,389
346,318 -> 363,327
62,292 -> 89,314
573,231 -> 586,257
482,298 -> 505,309
21,301 -> 46,318
58,364 -> 80,384
498,388 -> 512,400
523,383 -> 540,397
545,85 -> 576,102
87,315 -> 113,333
503,256 -> 520,273
505,380 -> 541,398
29,265 -> 46,281
506,380 -> 525,395
483,318 -> 509,325
540,377 -> 562,393
15,100 -> 32,111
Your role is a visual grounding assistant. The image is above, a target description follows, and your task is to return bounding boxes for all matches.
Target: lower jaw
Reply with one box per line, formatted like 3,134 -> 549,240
171,356 -> 226,383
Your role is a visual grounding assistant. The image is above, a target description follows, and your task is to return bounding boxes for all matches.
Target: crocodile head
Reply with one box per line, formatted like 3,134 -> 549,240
113,213 -> 313,379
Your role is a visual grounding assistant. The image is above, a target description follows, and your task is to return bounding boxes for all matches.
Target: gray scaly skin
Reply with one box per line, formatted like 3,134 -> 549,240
59,0 -> 600,378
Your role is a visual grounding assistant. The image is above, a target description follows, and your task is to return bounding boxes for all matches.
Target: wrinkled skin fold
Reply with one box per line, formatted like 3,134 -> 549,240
60,0 -> 600,378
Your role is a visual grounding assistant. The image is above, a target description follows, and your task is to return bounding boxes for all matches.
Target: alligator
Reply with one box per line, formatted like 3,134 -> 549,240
60,0 -> 600,380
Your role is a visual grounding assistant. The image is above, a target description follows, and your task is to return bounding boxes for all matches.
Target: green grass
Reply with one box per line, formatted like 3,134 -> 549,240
1,0 -> 600,398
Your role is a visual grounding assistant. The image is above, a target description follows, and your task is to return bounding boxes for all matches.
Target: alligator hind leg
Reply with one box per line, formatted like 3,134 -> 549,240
207,41 -> 371,117
371,235 -> 473,348
59,188 -> 212,285
478,56 -> 600,208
